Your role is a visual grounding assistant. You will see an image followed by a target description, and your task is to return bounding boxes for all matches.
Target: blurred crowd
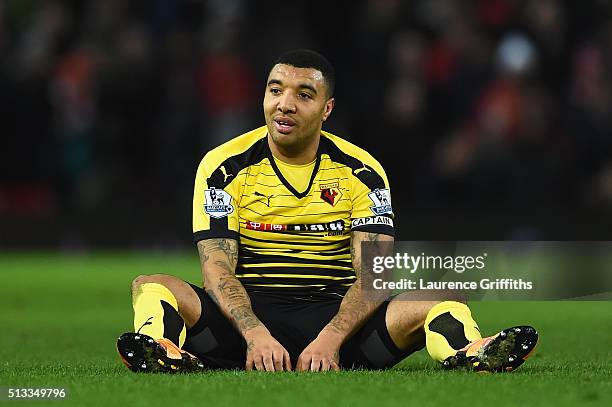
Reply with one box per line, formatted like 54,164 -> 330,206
1,0 -> 612,246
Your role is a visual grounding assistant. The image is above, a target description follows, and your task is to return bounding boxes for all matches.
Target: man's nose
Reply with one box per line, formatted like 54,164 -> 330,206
278,93 -> 296,113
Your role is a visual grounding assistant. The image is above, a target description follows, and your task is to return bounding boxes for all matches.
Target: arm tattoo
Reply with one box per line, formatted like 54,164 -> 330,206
229,305 -> 262,332
217,276 -> 261,331
366,232 -> 380,241
326,231 -> 392,338
327,280 -> 372,335
218,277 -> 247,302
214,259 -> 235,275
198,238 -> 238,268
197,239 -> 262,335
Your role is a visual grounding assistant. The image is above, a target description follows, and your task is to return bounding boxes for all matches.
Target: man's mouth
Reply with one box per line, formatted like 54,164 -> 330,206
273,117 -> 296,134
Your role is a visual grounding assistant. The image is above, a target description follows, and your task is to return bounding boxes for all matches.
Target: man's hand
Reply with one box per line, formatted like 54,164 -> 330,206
198,239 -> 290,371
296,329 -> 341,372
244,326 -> 292,372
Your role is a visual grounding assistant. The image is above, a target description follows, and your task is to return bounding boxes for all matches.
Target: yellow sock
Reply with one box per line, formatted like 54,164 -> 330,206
424,301 -> 482,362
132,282 -> 186,347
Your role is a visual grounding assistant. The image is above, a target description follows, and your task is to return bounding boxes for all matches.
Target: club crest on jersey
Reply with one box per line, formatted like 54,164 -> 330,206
368,188 -> 393,215
319,180 -> 343,206
203,187 -> 234,218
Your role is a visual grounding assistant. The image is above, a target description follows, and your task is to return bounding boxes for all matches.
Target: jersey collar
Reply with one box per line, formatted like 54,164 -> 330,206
267,135 -> 322,199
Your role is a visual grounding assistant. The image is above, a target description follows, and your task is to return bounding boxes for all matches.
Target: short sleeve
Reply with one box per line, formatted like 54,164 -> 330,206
350,166 -> 394,237
192,155 -> 241,243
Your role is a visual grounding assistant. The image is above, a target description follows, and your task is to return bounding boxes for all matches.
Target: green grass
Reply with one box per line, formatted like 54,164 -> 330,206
1,252 -> 610,406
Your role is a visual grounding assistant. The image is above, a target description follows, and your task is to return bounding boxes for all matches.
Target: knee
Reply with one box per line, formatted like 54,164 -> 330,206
131,274 -> 167,293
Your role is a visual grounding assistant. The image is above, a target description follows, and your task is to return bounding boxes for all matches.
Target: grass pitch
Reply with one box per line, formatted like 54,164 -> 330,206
1,252 -> 610,407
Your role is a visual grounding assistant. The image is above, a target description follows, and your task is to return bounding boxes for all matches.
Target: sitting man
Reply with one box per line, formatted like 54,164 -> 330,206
117,49 -> 538,372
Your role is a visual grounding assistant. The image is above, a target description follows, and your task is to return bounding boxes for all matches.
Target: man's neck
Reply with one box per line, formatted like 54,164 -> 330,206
268,135 -> 320,165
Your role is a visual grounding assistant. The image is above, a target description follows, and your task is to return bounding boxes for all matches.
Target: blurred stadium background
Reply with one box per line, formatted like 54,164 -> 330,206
2,0 -> 612,249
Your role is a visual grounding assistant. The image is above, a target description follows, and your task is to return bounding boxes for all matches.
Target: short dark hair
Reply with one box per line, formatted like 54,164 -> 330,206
273,49 -> 335,98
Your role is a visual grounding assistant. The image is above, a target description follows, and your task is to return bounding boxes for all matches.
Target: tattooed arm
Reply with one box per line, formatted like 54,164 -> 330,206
323,231 -> 393,338
295,231 -> 394,371
197,239 -> 291,371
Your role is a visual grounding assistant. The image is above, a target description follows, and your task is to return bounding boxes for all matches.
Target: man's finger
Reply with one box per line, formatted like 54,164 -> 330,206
273,350 -> 283,372
297,354 -> 309,372
284,351 -> 292,371
254,355 -> 264,371
245,356 -> 254,371
295,355 -> 302,372
263,353 -> 275,372
310,357 -> 321,372
331,360 -> 340,372
321,358 -> 330,372
302,355 -> 312,372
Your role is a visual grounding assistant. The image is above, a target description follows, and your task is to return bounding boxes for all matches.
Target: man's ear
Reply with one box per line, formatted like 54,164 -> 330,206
322,98 -> 335,122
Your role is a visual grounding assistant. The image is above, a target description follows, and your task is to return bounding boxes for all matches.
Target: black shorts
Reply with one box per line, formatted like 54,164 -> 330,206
182,284 -> 421,370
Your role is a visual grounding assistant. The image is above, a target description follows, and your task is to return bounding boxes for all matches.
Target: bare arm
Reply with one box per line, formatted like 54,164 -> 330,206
197,238 -> 262,334
295,230 -> 393,371
322,231 -> 394,341
197,238 -> 291,371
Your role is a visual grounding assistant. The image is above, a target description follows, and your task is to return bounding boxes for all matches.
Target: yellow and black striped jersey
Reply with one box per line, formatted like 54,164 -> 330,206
193,126 -> 394,296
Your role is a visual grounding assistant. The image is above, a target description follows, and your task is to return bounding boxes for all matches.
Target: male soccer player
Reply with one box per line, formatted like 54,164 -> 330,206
117,49 -> 538,373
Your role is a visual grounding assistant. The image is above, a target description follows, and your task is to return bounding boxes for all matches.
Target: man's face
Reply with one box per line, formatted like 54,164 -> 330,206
264,64 -> 334,152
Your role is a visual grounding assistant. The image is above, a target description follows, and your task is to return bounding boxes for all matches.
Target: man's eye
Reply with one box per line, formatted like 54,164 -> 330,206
298,93 -> 312,99
270,88 -> 281,95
